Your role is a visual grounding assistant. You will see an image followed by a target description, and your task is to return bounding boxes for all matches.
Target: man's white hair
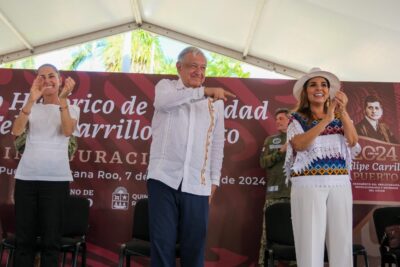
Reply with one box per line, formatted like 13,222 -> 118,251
177,46 -> 206,63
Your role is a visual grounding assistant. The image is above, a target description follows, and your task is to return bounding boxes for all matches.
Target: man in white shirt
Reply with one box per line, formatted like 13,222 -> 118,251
355,95 -> 398,143
147,46 -> 235,267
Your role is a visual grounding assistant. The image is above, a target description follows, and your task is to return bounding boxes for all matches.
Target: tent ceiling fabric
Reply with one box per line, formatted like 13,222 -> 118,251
0,0 -> 399,82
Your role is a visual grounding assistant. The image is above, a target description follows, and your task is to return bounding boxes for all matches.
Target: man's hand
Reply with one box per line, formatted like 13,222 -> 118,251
204,87 -> 236,101
209,184 -> 218,204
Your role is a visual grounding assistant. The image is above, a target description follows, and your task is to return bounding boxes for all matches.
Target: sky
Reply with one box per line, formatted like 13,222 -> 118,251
4,31 -> 291,79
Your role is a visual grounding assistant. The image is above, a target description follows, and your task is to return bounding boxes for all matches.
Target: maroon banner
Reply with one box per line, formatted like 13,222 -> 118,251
0,69 -> 399,266
344,81 -> 400,204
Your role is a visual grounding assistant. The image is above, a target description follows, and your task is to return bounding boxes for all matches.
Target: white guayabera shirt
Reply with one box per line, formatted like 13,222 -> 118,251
147,79 -> 225,196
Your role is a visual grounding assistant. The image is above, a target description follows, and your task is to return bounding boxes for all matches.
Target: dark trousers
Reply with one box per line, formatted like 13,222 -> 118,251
14,180 -> 69,267
147,179 -> 209,267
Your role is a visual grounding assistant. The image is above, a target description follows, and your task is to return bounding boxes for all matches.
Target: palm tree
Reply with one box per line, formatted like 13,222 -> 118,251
64,29 -> 249,78
66,43 -> 94,70
99,29 -> 171,73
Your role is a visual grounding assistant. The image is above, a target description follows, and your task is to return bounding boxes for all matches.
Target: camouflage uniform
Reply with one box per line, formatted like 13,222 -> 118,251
258,132 -> 291,266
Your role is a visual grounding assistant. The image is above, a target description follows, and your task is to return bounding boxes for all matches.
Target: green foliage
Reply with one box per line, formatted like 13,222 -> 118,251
99,34 -> 124,72
206,53 -> 250,78
2,29 -> 250,78
20,57 -> 35,69
155,58 -> 177,75
66,43 -> 94,70
128,30 -> 163,73
0,62 -> 15,68
0,57 -> 35,69
65,29 -> 249,78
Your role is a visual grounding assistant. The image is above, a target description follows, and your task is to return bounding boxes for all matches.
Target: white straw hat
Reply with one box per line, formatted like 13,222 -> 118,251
293,67 -> 340,101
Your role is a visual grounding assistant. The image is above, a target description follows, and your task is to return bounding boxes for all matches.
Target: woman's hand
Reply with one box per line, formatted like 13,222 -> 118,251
59,77 -> 76,99
334,91 -> 348,114
28,76 -> 45,102
325,99 -> 337,122
333,90 -> 358,146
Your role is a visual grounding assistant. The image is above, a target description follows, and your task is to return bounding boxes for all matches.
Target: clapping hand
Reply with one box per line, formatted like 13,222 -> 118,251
59,77 -> 76,99
326,98 -> 337,122
333,90 -> 348,114
28,76 -> 45,102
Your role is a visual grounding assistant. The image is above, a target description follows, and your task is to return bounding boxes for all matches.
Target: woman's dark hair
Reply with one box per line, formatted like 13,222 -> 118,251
37,64 -> 60,74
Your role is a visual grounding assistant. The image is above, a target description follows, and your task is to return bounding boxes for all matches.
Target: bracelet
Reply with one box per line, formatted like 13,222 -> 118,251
59,105 -> 68,111
20,108 -> 30,116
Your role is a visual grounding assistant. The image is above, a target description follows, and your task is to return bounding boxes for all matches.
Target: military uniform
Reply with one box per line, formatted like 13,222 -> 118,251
258,132 -> 291,266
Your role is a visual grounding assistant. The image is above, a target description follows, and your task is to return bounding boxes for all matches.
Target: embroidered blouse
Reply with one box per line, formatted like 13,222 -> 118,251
284,112 -> 360,183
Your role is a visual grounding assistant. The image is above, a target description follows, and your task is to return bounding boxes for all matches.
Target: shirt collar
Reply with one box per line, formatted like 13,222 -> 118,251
365,116 -> 378,130
176,79 -> 186,90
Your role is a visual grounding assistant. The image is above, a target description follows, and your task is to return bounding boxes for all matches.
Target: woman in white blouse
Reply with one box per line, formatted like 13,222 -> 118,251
284,68 -> 359,267
11,64 -> 80,267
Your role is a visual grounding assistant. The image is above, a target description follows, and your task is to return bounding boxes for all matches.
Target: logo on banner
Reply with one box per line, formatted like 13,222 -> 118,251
111,187 -> 130,210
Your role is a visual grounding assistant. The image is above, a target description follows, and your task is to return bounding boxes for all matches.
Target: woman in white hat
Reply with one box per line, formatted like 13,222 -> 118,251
284,68 -> 359,267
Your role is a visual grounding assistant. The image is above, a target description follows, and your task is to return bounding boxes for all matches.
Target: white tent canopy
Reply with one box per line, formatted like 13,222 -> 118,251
1,0 -> 399,82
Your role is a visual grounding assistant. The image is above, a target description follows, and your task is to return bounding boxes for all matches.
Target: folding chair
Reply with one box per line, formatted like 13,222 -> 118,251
0,196 -> 90,267
373,206 -> 400,267
118,198 -> 179,267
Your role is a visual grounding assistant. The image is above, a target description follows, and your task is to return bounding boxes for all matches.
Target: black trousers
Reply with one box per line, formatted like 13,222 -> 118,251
147,179 -> 209,267
14,179 -> 69,267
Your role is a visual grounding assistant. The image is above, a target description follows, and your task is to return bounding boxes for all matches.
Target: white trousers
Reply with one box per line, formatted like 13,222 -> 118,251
290,184 -> 353,267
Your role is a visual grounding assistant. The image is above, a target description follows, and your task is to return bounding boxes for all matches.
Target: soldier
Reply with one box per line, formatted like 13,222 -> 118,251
258,108 -> 291,266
